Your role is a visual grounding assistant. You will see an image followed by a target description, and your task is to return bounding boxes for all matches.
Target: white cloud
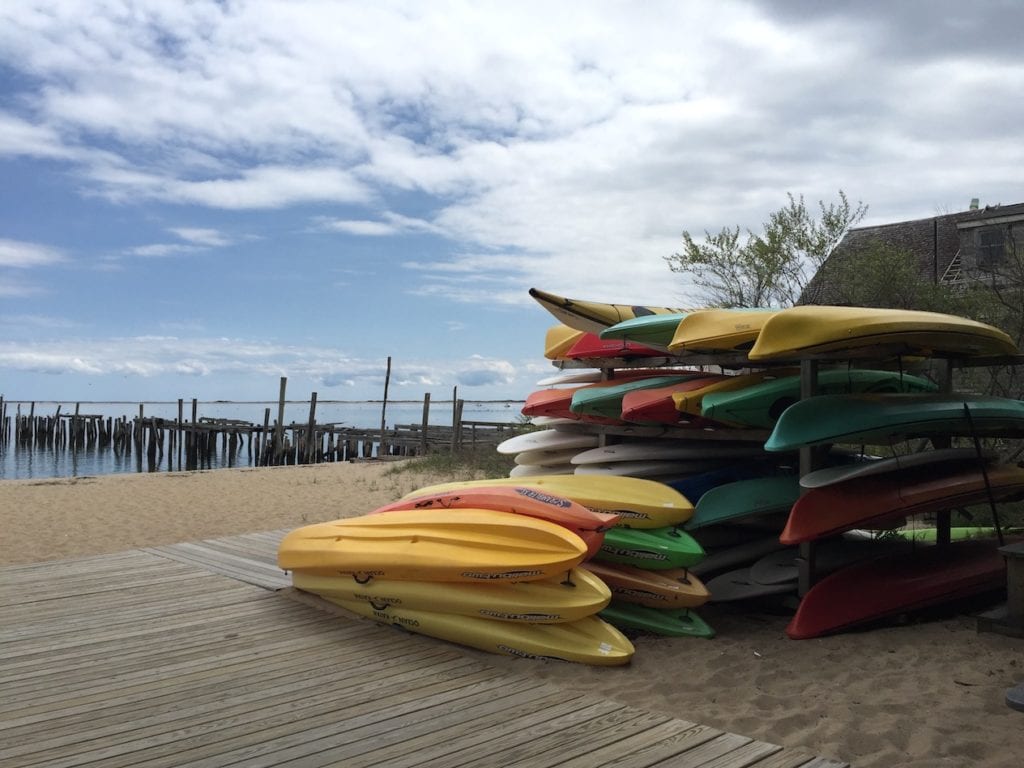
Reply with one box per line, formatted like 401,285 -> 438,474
170,228 -> 232,247
0,239 -> 66,267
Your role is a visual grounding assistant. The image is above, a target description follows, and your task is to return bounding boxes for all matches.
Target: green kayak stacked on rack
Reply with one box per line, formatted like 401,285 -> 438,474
596,526 -> 705,569
599,601 -> 715,638
686,474 -> 802,530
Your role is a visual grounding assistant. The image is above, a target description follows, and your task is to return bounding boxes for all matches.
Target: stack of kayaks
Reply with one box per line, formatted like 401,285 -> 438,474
525,287 -> 1021,639
279,485 -> 638,665
405,474 -> 717,639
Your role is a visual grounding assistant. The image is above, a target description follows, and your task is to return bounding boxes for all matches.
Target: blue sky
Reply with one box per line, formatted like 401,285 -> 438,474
2,1 -> 1022,404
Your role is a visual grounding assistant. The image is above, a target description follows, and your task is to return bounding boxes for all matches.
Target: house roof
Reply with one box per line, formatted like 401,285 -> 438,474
801,202 -> 1024,305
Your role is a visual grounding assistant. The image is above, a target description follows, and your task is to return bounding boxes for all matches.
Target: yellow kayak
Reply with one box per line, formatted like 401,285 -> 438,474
278,509 -> 587,582
672,370 -> 798,416
331,597 -> 635,666
293,566 -> 611,623
544,324 -> 586,360
748,305 -> 1017,360
529,287 -> 696,335
667,308 -> 778,354
404,474 -> 694,529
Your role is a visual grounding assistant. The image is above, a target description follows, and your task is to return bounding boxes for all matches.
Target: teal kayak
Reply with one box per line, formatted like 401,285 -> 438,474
596,526 -> 705,569
765,393 -> 1024,452
686,475 -> 801,530
598,313 -> 688,350
570,373 -> 707,421
700,369 -> 937,429
599,601 -> 715,638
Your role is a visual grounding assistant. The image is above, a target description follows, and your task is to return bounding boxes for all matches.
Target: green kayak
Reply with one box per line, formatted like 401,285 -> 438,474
686,474 -> 801,530
596,525 -> 705,569
570,373 -> 707,421
598,313 -> 688,350
599,601 -> 715,638
764,393 -> 1024,452
700,369 -> 937,429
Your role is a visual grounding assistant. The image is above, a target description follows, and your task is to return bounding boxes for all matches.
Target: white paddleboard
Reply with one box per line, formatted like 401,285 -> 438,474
513,446 -> 586,467
496,429 -> 601,455
509,463 -> 576,477
749,538 -> 909,585
799,447 -> 996,488
573,459 -> 726,478
571,440 -> 765,465
690,536 -> 788,577
536,370 -> 603,386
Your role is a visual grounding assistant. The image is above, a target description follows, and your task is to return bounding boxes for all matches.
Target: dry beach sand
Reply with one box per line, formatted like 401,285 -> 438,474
2,460 -> 1023,767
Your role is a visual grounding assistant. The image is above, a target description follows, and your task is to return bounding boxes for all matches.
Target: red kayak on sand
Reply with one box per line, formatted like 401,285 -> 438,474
786,539 -> 1008,639
374,485 -> 621,559
780,463 -> 1024,545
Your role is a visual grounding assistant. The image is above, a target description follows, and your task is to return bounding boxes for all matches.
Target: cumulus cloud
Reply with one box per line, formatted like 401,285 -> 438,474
0,239 -> 66,268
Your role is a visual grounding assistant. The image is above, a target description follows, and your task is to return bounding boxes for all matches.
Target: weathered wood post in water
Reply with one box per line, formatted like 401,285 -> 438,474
420,393 -> 430,455
379,356 -> 391,458
304,392 -> 318,464
274,377 -> 287,465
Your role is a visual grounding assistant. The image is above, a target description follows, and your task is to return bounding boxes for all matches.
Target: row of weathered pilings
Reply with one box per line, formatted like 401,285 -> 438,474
0,391 -> 525,474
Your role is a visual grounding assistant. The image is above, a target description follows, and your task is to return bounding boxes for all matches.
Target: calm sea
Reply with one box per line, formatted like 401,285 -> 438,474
0,400 -> 525,481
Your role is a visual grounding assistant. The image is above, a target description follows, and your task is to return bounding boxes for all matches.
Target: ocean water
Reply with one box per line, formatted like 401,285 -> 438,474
0,399 -> 525,481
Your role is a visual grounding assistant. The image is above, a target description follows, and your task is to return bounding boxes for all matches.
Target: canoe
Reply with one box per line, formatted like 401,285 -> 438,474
294,566 -> 611,623
572,439 -> 766,465
780,462 -> 1024,544
619,375 -> 730,425
584,560 -> 709,608
747,305 -> 1017,361
599,601 -> 715,638
765,393 -> 1024,452
330,597 -> 634,665
496,428 -> 601,455
598,313 -> 688,351
700,369 -> 938,429
570,373 -> 707,421
529,287 -> 696,335
798,447 -> 995,489
277,509 -> 587,582
672,370 -> 799,417
405,474 -> 694,529
667,308 -> 778,354
375,485 -> 620,559
686,475 -> 802,530
785,539 -> 1008,639
596,526 -> 705,570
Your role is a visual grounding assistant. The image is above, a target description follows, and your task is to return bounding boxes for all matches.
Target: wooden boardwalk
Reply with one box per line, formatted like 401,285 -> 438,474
0,533 -> 850,768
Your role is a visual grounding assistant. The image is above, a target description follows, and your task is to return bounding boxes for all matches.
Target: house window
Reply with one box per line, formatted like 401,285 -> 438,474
976,227 -> 1006,269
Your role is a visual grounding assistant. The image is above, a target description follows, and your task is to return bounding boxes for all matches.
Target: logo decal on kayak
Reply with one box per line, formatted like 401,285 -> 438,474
600,547 -> 667,561
461,570 -> 544,580
480,610 -> 561,621
514,487 -> 571,508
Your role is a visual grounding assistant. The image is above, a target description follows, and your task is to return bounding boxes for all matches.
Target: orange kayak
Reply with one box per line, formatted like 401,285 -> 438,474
585,561 -> 710,609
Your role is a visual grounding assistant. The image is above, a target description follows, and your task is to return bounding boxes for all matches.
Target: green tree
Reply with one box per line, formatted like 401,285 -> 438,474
665,191 -> 867,307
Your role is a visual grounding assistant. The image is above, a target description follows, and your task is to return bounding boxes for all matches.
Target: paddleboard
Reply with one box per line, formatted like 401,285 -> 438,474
331,597 -> 635,665
497,428 -> 601,455
535,369 -> 604,386
798,447 -> 996,489
700,369 -> 938,429
599,601 -> 715,638
785,539 -> 1009,639
584,560 -> 710,608
749,538 -> 912,586
596,526 -> 705,570
667,308 -> 778,354
572,439 -> 764,465
573,459 -> 729,479
294,566 -> 611,623
747,304 -> 1017,361
277,509 -> 588,582
513,446 -> 585,467
376,485 -> 619,559
529,287 -> 696,335
405,474 -> 694,529
780,462 -> 1024,544
765,393 -> 1024,452
510,463 -> 576,477
598,313 -> 688,351
686,475 -> 801,530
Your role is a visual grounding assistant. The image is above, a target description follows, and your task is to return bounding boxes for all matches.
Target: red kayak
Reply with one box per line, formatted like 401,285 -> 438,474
780,463 -> 1024,544
563,333 -> 665,360
620,375 -> 729,425
374,485 -> 621,559
786,539 -> 1008,639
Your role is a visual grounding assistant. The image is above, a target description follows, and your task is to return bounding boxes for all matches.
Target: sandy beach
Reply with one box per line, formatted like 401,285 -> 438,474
3,460 -> 1023,767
